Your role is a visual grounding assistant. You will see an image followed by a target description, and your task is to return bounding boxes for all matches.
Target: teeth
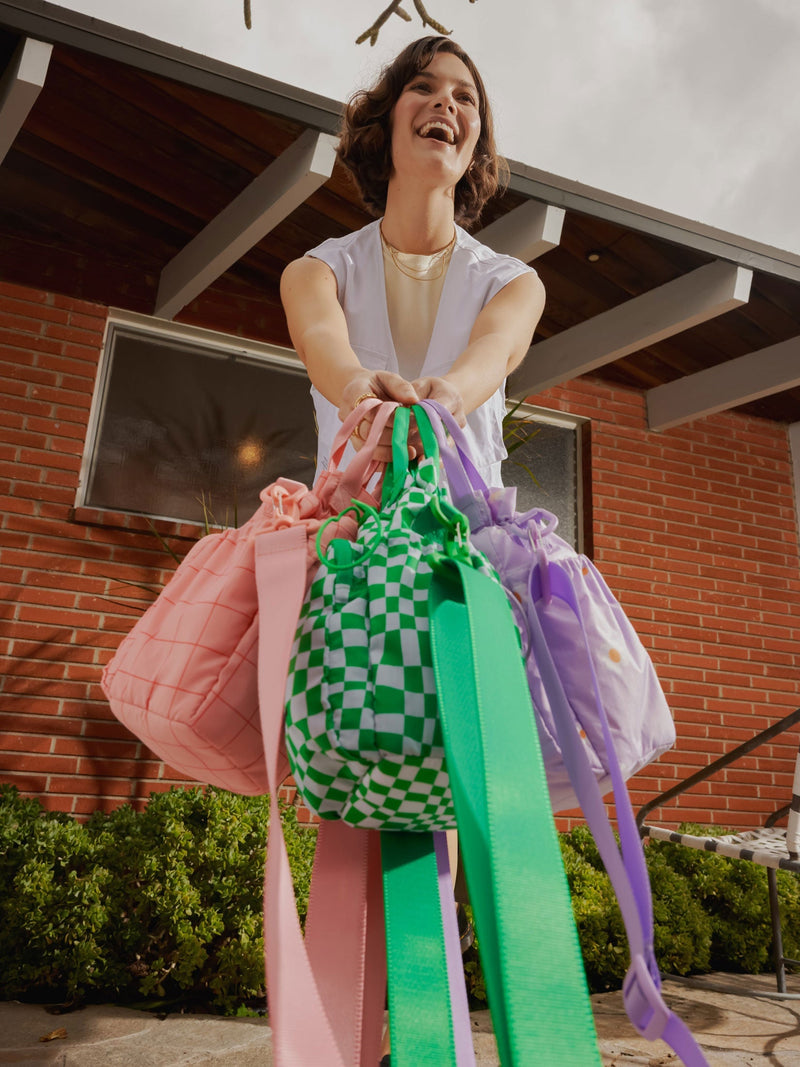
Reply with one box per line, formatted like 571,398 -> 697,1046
418,120 -> 455,144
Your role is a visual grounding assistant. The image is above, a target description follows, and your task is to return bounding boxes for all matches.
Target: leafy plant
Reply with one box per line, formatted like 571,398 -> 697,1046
502,399 -> 542,488
648,827 -> 800,975
3,791 -> 798,1011
0,785 -> 316,1013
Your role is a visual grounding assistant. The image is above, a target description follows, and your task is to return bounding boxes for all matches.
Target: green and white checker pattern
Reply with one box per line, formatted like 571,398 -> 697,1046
285,456 -> 497,831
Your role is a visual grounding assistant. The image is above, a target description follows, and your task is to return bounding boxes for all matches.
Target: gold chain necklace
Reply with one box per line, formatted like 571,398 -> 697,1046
380,228 -> 456,282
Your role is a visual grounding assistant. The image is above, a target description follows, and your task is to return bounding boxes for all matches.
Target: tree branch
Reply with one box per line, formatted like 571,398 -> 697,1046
356,1 -> 413,47
411,0 -> 451,36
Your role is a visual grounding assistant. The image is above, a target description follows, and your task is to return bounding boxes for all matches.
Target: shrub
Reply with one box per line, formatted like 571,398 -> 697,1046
559,828 -> 629,991
2,789 -> 798,1011
0,785 -> 317,1013
649,828 -> 800,975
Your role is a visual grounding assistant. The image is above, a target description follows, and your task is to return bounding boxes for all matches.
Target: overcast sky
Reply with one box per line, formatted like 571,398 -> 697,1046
55,0 -> 800,258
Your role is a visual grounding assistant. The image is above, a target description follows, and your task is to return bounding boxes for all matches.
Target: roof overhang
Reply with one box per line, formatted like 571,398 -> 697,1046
0,2 -> 798,432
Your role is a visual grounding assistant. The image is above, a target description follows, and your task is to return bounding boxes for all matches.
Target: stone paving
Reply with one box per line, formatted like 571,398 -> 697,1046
1,972 -> 799,1065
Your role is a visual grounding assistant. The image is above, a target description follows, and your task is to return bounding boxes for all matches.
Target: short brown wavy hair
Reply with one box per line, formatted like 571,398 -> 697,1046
337,36 -> 507,228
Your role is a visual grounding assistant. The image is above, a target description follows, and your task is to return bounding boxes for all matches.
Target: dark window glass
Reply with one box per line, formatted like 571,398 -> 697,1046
84,327 -> 318,525
501,411 -> 581,549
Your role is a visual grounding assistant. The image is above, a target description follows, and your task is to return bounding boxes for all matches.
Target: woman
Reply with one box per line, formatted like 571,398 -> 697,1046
281,34 -> 545,484
281,35 -> 545,1066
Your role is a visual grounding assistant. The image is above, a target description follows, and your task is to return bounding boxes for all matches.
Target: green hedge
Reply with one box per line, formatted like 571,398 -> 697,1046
1,785 -> 798,1012
0,785 -> 315,1013
560,823 -> 800,993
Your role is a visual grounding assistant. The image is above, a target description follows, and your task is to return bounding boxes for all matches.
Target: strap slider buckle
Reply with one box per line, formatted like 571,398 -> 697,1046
623,955 -> 670,1041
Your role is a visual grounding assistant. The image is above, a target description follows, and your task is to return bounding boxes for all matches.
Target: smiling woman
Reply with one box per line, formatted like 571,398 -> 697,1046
337,35 -> 505,227
277,36 -> 546,1065
280,35 -> 545,486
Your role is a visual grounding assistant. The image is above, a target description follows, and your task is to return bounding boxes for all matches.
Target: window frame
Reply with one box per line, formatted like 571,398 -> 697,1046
502,401 -> 590,554
78,316 -> 592,551
77,310 -> 309,526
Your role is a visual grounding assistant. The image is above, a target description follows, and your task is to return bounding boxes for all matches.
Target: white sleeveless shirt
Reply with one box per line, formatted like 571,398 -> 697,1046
306,218 -> 536,484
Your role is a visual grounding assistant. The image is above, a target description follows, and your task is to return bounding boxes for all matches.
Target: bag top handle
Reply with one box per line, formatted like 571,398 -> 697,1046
384,403 -> 441,505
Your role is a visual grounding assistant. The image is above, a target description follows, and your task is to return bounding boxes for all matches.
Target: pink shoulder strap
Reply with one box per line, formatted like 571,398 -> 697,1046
254,525 -> 386,1066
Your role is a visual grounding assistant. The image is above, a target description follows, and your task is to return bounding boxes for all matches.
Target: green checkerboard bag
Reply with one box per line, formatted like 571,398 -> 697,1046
284,404 -> 497,831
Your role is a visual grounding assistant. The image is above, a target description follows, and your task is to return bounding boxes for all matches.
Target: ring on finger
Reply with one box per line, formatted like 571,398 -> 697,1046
352,391 -> 376,411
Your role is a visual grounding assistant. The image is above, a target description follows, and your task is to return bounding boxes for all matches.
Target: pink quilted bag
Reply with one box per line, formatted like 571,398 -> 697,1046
101,400 -> 396,793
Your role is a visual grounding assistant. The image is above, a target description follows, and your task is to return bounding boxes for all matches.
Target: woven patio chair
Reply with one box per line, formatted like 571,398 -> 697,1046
636,706 -> 800,994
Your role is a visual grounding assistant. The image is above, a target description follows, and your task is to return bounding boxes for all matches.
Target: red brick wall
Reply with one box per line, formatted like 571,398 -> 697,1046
0,282 -> 193,814
531,379 -> 800,830
2,279 -> 799,828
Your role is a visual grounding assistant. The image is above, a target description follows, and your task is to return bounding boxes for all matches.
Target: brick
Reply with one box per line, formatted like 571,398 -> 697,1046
53,737 -> 140,759
6,754 -> 78,774
76,757 -> 150,778
86,720 -> 139,741
0,708 -> 80,733
43,323 -> 104,347
51,292 -> 106,316
18,448 -> 82,473
47,775 -> 135,796
25,417 -> 87,443
0,282 -> 51,304
72,795 -> 128,816
2,675 -> 91,699
1,733 -> 53,753
29,384 -> 91,411
61,343 -> 102,363
1,656 -> 66,680
37,353 -> 100,379
0,311 -> 47,336
0,772 -> 50,794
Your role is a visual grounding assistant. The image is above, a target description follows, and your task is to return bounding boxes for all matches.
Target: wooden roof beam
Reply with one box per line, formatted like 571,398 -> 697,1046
155,128 -> 337,320
0,37 -> 52,165
475,201 -> 564,262
647,337 -> 800,430
508,260 -> 752,399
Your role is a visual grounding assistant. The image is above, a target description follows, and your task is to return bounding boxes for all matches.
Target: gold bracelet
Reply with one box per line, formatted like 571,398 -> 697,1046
352,391 -> 376,410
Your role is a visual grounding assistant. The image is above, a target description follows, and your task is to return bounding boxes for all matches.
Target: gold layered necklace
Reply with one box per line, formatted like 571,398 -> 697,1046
380,227 -> 456,282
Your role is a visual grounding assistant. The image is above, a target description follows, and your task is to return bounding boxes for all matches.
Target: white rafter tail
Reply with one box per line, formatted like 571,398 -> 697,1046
155,128 -> 338,319
647,336 -> 800,431
475,201 -> 564,262
508,260 -> 753,399
0,37 -> 52,165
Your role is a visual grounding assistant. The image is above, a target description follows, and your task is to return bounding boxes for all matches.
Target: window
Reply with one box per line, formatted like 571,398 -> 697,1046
81,320 -> 588,547
501,404 -> 587,551
80,316 -> 318,526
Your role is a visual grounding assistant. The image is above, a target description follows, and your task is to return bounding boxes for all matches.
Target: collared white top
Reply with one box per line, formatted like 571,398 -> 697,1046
306,218 -> 536,484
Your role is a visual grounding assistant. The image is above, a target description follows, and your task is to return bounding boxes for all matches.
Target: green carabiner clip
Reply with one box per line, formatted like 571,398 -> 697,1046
316,499 -> 383,570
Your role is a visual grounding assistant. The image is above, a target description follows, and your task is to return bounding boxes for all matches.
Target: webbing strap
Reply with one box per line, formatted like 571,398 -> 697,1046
254,528 -> 385,1066
429,559 -> 602,1066
525,567 -> 709,1066
382,831 -> 465,1066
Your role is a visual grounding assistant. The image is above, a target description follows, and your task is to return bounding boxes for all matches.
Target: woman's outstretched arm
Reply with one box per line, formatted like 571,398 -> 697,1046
281,256 -> 419,416
412,271 -> 545,424
281,255 -> 421,459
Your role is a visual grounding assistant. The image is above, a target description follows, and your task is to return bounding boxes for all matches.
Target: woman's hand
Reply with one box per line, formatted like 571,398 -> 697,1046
340,371 -> 422,463
410,376 -> 466,427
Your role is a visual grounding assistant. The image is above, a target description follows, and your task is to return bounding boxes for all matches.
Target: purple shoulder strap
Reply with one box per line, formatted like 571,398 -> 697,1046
421,399 -> 708,1067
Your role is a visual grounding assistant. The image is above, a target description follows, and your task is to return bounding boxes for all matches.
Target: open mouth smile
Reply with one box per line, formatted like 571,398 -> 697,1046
417,120 -> 457,145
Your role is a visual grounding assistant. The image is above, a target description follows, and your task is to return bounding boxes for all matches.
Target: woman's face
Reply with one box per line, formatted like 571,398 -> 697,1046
389,51 -> 482,192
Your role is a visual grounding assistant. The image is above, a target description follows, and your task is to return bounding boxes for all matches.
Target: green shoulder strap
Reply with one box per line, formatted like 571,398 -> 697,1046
380,403 -> 460,1066
381,831 -> 458,1066
429,558 -> 602,1066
